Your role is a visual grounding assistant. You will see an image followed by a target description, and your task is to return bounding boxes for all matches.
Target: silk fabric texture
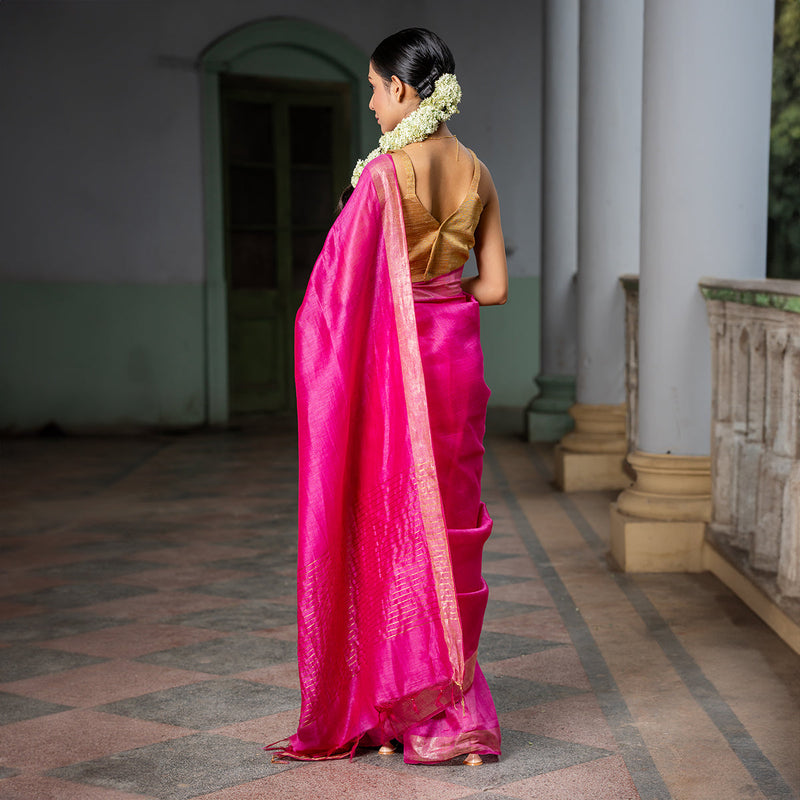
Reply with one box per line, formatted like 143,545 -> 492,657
283,155 -> 501,763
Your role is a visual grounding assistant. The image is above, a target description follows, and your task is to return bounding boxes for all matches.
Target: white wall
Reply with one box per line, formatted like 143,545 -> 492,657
0,0 -> 542,284
0,2 -> 204,283
0,0 -> 543,426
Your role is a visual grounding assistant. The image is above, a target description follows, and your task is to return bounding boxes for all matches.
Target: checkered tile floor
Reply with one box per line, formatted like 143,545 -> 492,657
1,428 -> 798,800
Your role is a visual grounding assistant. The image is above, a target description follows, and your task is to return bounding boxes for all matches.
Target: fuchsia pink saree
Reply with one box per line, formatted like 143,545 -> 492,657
280,155 -> 500,763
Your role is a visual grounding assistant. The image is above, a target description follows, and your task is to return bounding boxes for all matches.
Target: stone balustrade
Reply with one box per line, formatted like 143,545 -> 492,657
700,279 -> 800,602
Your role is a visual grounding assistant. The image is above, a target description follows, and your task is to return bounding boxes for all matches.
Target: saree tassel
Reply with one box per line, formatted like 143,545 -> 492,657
264,736 -> 291,763
348,734 -> 363,760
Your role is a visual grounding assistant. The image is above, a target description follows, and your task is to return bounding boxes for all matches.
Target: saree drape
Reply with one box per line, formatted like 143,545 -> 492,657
280,155 -> 500,762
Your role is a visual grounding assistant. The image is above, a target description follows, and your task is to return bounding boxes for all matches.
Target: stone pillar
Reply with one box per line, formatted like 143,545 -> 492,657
555,0 -> 643,491
527,0 -> 579,443
611,0 -> 774,571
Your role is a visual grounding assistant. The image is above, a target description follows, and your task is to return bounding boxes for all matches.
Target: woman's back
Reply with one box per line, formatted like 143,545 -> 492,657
392,139 -> 485,282
399,138 -> 475,219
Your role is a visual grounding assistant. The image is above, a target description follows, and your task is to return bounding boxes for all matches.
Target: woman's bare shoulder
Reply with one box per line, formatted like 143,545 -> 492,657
470,152 -> 498,206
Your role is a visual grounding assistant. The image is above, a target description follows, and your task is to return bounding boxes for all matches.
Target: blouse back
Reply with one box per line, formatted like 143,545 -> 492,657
394,148 -> 484,283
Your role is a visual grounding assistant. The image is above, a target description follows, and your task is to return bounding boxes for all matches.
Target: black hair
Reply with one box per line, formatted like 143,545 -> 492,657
370,28 -> 455,100
335,185 -> 354,216
336,28 -> 455,214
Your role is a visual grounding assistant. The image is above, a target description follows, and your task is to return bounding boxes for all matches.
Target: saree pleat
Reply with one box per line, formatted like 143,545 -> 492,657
281,155 -> 500,762
402,270 -> 501,762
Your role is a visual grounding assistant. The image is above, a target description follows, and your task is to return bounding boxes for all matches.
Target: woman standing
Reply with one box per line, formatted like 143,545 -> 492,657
277,27 -> 508,766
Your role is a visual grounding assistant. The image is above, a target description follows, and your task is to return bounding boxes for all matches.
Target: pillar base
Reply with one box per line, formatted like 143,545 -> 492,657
610,504 -> 706,571
554,403 -> 628,491
525,374 -> 576,443
555,447 -> 630,492
610,451 -> 711,572
528,411 -> 575,443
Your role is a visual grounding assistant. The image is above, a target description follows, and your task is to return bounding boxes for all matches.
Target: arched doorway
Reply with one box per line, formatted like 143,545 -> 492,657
200,19 -> 372,422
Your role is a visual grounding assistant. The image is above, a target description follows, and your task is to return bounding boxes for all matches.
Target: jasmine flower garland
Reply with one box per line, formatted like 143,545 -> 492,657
350,73 -> 462,187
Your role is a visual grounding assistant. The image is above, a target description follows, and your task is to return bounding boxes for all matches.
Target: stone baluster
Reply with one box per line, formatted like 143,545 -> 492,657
777,332 -> 800,597
708,308 -> 735,542
754,326 -> 790,572
620,275 -> 639,456
740,318 -> 767,562
779,461 -> 800,598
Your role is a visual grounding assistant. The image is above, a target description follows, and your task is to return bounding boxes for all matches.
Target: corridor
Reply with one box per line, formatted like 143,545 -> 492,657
0,427 -> 798,800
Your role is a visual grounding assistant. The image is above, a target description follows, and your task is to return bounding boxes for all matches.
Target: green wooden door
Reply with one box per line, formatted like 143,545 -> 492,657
221,76 -> 350,414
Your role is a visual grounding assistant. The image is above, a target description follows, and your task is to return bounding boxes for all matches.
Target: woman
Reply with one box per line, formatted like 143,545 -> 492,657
276,27 -> 508,766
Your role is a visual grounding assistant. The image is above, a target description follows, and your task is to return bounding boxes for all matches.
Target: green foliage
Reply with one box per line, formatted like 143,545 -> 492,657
769,0 -> 800,279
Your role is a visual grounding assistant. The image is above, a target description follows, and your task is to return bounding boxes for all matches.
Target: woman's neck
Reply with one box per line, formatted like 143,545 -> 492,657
426,123 -> 453,140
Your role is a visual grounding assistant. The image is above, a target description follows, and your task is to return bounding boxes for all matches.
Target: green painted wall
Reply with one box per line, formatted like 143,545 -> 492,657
0,282 -> 205,431
0,276 -> 539,432
480,275 -> 540,408
0,18 -> 541,433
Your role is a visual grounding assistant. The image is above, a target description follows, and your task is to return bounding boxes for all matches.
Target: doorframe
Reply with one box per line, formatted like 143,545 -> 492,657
199,19 -> 371,424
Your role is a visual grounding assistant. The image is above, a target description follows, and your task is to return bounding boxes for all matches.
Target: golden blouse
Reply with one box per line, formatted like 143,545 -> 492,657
393,148 -> 484,283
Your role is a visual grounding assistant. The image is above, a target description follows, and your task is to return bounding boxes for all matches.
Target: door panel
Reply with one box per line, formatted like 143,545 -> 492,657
228,296 -> 285,413
221,76 -> 350,414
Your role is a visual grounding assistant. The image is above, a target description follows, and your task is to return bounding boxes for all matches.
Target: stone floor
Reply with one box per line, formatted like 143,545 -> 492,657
0,426 -> 798,800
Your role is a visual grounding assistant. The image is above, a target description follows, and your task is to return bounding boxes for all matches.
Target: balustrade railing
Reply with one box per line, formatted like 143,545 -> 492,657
700,279 -> 800,600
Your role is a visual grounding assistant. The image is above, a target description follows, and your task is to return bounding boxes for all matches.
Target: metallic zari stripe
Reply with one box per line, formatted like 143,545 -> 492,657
372,161 -> 465,691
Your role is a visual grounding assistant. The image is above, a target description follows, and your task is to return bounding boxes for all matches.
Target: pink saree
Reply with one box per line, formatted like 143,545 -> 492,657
280,155 -> 500,763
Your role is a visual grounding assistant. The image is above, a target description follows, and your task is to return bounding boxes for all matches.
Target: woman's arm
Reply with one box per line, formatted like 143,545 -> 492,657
462,164 -> 508,306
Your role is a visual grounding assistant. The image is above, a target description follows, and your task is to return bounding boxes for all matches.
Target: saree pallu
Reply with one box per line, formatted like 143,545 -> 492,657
281,155 -> 500,763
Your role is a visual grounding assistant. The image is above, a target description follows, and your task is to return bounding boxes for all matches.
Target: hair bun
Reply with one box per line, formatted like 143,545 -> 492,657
370,28 -> 456,101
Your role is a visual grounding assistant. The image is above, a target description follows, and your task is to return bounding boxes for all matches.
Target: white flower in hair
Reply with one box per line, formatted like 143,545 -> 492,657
351,73 -> 462,187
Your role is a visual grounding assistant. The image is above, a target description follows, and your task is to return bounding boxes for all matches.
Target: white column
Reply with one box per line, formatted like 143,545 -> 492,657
638,0 -> 774,456
555,0 -> 643,491
540,0 -> 578,379
576,0 -> 643,406
528,0 -> 579,443
611,0 -> 775,573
